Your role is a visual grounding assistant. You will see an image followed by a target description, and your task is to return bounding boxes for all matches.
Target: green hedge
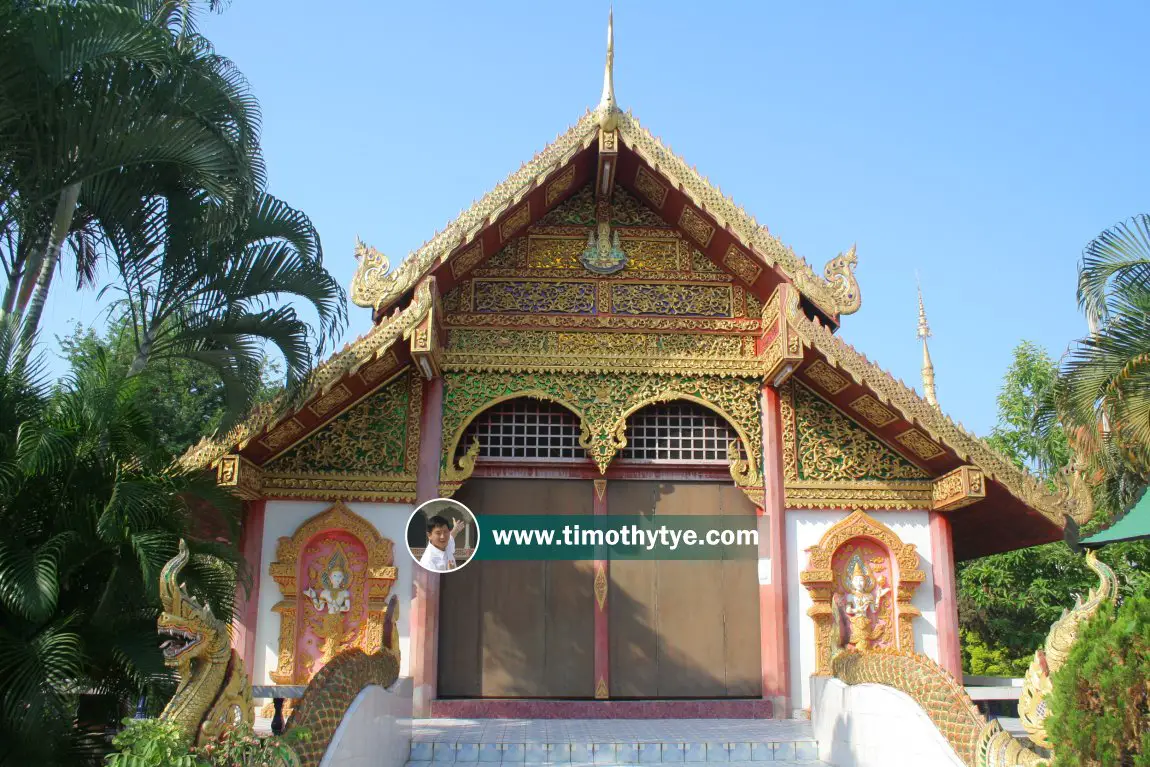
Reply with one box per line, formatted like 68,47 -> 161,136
1047,591 -> 1150,766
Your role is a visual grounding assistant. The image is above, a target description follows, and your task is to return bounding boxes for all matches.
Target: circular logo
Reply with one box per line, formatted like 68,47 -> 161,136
406,497 -> 480,573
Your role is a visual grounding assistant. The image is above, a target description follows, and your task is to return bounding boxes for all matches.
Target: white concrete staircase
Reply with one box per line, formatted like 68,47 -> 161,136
405,719 -> 826,767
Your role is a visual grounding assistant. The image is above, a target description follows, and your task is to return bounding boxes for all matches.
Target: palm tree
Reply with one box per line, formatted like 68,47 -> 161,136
1055,215 -> 1150,516
0,318 -> 246,765
0,0 -> 263,344
106,191 -> 347,425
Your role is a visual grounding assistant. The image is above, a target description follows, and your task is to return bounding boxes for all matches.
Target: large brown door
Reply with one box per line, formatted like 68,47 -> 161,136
438,479 -> 595,697
608,481 -> 762,698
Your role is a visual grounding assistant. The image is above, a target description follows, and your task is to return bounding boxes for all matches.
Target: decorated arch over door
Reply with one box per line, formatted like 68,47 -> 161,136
268,502 -> 397,684
800,510 -> 925,675
438,370 -> 762,496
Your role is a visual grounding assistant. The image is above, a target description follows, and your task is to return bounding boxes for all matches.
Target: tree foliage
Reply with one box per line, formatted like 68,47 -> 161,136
0,320 -> 247,765
1047,592 -> 1150,766
958,341 -> 1150,675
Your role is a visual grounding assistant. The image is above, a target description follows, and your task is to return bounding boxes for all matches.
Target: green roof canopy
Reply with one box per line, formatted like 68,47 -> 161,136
1081,487 -> 1150,547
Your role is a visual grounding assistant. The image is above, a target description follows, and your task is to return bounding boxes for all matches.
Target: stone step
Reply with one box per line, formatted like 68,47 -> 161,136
409,718 -> 821,765
406,742 -> 821,763
405,762 -> 826,767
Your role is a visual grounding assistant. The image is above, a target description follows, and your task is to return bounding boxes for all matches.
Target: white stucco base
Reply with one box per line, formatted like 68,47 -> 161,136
319,676 -> 412,767
254,500 -> 415,683
811,676 -> 963,767
786,510 -> 940,712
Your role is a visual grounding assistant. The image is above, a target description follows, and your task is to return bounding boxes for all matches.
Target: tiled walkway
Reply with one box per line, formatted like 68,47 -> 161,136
406,719 -> 825,766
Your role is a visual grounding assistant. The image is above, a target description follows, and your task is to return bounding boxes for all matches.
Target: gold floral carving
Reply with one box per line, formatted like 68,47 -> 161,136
595,677 -> 609,700
784,309 -> 1077,526
610,283 -> 732,317
260,371 -> 421,502
823,244 -> 861,315
678,206 -> 715,247
440,371 -> 761,481
804,359 -> 850,395
546,164 -> 577,206
848,395 -> 898,428
181,280 -> 438,472
308,384 -> 353,418
473,279 -> 597,314
781,382 -> 931,511
449,242 -> 485,279
594,479 -> 607,501
268,502 -> 397,684
896,429 -> 945,461
499,203 -> 531,242
634,166 -> 668,208
358,352 -> 400,389
446,310 -> 759,334
723,245 -> 762,285
800,511 -> 924,674
620,238 -> 681,271
932,466 -> 986,511
527,236 -> 586,270
594,563 -> 608,611
690,248 -> 722,272
260,419 -> 306,452
728,440 -> 763,504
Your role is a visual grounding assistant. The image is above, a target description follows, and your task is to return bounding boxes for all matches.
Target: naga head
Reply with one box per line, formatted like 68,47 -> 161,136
158,540 -> 227,670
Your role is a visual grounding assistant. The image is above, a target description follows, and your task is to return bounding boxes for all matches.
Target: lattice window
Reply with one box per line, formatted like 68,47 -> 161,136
618,402 -> 741,463
459,399 -> 587,461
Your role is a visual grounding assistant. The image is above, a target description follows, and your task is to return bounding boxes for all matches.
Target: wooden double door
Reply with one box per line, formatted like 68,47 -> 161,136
438,478 -> 762,699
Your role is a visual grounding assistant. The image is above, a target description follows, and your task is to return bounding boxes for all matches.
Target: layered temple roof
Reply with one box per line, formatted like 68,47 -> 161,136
180,17 -> 1087,559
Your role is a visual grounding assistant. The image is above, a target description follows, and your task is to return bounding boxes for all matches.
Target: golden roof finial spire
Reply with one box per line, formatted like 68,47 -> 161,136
916,277 -> 938,408
598,7 -> 618,130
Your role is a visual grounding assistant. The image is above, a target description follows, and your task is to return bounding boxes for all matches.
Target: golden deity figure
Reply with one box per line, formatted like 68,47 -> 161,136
304,555 -> 355,668
837,555 -> 890,652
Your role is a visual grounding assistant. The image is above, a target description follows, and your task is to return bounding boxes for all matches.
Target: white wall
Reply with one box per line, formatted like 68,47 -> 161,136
255,501 -> 415,683
786,510 -> 939,712
811,676 -> 964,767
319,677 -> 412,767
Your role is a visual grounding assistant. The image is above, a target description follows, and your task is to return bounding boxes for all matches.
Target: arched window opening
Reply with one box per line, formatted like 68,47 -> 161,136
618,401 -> 742,464
456,398 -> 588,462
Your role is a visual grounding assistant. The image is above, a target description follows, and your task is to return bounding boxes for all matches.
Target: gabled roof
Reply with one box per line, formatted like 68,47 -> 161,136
349,106 -> 861,325
179,17 -> 1083,559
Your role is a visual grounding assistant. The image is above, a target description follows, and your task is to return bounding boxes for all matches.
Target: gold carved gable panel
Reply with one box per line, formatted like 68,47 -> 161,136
788,382 -> 928,483
536,183 -> 668,228
265,370 -> 420,477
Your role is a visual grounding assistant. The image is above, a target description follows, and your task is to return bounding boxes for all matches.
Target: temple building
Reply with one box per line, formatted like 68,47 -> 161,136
181,16 -> 1081,720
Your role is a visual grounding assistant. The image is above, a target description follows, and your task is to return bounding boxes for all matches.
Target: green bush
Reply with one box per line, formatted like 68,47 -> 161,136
104,718 -> 203,767
1047,591 -> 1150,766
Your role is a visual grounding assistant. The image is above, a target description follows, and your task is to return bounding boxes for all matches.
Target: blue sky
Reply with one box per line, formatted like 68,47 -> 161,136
39,1 -> 1150,436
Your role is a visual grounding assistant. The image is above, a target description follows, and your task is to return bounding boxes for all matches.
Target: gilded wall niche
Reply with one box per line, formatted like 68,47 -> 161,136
800,510 -> 924,675
268,502 -> 398,685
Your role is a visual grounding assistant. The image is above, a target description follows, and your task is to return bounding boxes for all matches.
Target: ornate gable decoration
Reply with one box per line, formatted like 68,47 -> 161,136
349,112 -> 861,319
259,370 -> 422,502
782,381 -> 933,511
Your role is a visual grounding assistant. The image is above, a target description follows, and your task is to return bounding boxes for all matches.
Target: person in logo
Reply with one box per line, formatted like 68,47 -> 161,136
420,515 -> 465,572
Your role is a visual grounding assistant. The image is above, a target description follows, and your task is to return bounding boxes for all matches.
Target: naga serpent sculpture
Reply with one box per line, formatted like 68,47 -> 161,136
830,549 -> 1119,767
158,540 -> 254,747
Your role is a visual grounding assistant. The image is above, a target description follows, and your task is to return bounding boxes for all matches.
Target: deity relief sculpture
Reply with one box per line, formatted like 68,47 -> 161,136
303,547 -> 360,671
835,554 -> 891,652
269,502 -> 398,686
801,510 -> 924,674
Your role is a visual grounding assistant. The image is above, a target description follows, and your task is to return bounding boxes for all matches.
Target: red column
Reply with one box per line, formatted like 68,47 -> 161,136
411,375 -> 444,718
760,386 -> 790,716
593,480 -> 609,699
930,511 -> 963,678
231,499 -> 266,682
